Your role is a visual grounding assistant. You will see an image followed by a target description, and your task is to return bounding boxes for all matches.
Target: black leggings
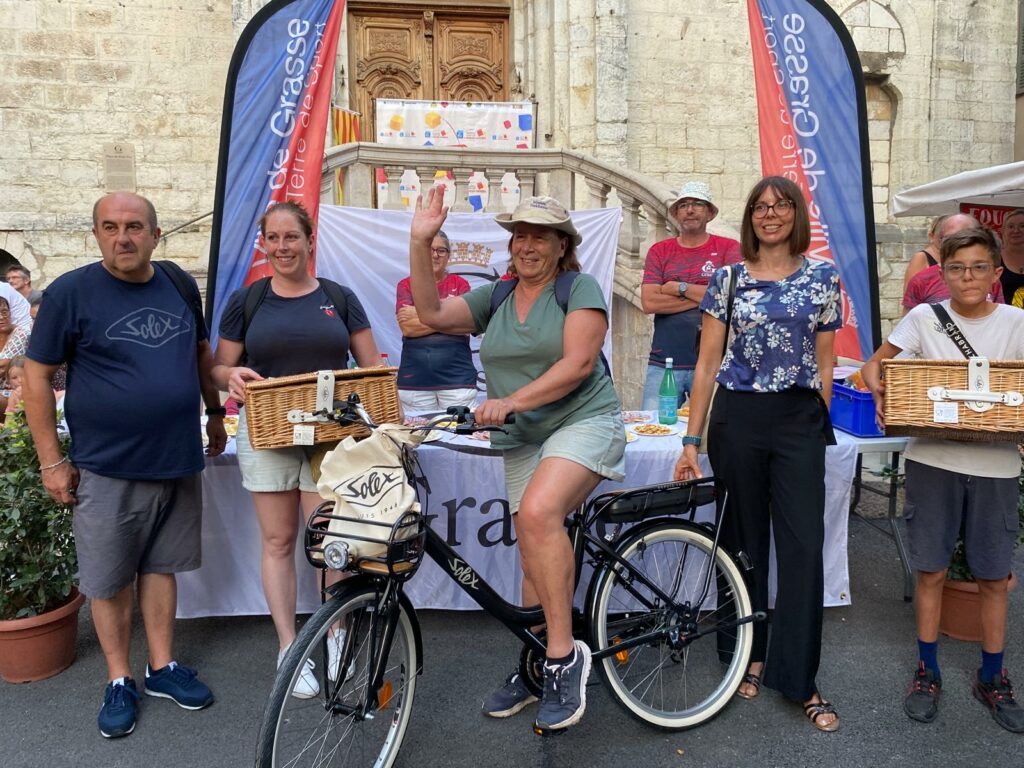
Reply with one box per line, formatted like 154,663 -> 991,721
709,387 -> 830,702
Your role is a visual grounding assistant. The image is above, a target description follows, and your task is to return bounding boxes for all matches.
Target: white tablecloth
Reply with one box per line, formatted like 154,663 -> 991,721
176,426 -> 858,618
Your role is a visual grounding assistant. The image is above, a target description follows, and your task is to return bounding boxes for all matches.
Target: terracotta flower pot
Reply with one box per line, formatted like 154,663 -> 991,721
940,573 -> 1018,643
0,588 -> 86,683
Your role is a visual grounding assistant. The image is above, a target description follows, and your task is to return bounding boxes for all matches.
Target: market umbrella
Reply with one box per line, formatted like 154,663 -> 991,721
891,160 -> 1024,217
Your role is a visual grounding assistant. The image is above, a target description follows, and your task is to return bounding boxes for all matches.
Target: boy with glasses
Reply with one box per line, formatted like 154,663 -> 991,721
863,227 -> 1024,733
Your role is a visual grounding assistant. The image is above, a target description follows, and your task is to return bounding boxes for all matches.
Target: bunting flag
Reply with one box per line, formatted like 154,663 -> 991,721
747,0 -> 880,359
207,0 -> 345,339
332,105 -> 360,205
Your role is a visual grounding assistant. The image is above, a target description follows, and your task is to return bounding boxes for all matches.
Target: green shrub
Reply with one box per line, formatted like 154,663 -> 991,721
0,410 -> 77,619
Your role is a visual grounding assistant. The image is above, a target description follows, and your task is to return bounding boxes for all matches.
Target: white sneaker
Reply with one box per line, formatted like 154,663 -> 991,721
327,628 -> 356,682
278,645 -> 320,699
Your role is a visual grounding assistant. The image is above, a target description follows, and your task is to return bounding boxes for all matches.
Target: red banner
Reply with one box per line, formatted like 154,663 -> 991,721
959,203 -> 1017,231
244,2 -> 345,284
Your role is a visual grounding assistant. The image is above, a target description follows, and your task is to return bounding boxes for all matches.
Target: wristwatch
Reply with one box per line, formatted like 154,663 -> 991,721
680,434 -> 702,447
677,281 -> 689,298
205,406 -> 227,417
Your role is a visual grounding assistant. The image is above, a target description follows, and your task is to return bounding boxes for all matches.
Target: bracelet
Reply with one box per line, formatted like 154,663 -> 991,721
205,406 -> 227,417
680,434 -> 702,447
40,457 -> 68,472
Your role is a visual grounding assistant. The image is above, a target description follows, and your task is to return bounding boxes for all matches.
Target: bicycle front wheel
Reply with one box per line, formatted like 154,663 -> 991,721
256,584 -> 419,768
588,520 -> 753,730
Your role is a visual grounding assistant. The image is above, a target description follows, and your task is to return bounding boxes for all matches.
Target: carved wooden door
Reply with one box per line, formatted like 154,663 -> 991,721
348,7 -> 509,137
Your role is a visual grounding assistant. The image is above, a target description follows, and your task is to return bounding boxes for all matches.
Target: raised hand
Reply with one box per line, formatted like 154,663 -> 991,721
410,185 -> 449,244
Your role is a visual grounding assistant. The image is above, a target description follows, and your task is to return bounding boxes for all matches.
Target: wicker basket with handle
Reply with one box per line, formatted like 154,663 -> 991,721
244,367 -> 401,449
881,358 -> 1024,442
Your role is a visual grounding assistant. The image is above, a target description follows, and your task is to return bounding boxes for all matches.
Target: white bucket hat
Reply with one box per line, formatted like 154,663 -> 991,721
669,181 -> 719,218
494,196 -> 583,246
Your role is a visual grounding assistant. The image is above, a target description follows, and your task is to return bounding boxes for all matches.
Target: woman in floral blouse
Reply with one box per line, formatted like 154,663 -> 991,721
674,176 -> 842,732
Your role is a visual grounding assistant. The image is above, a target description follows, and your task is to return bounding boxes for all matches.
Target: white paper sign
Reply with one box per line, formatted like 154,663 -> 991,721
292,425 -> 315,445
933,402 -> 959,424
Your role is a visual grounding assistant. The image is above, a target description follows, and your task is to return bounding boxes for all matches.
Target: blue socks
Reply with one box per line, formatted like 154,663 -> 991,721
918,639 -> 940,679
981,650 -> 1004,682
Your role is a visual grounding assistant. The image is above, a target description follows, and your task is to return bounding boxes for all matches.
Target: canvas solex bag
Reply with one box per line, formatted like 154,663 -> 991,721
315,424 -> 425,560
698,266 -> 736,455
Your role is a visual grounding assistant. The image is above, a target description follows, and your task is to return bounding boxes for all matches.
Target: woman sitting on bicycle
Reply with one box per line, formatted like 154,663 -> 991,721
212,201 -> 383,699
409,187 -> 625,732
673,176 -> 842,732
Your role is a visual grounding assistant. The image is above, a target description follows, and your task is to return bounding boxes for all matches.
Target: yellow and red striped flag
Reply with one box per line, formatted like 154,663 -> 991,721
332,106 -> 360,205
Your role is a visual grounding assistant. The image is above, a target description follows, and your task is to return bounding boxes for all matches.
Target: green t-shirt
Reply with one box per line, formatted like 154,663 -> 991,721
463,273 -> 621,448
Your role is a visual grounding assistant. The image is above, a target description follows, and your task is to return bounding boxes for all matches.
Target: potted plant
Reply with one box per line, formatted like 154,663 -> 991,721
0,409 -> 84,683
939,456 -> 1024,642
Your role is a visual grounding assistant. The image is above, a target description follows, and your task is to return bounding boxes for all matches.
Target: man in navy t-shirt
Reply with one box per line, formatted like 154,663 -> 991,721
22,193 -> 226,739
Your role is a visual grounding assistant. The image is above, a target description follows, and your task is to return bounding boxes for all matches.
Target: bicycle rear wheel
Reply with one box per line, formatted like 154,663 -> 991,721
256,584 -> 419,768
588,520 -> 753,730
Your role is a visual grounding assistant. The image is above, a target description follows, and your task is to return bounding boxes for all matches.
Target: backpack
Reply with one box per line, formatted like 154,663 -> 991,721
240,276 -> 350,339
154,260 -> 206,338
486,271 -> 612,379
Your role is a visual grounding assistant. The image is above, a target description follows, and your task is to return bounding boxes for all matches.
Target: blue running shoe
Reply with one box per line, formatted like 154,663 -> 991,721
535,640 -> 592,732
98,677 -> 139,738
144,661 -> 214,710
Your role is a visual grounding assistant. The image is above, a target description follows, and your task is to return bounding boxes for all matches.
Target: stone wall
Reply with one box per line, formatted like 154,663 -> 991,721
0,0 -> 233,289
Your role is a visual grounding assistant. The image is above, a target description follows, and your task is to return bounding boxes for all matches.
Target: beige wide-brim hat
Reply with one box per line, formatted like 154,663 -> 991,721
669,180 -> 719,219
494,196 -> 583,246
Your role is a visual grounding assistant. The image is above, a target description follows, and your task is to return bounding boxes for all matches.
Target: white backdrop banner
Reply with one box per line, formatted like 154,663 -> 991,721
315,205 -> 622,375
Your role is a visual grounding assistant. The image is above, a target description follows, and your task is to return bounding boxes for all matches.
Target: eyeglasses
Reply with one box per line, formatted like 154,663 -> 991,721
430,247 -> 450,256
943,262 -> 995,278
675,200 -> 709,211
751,200 -> 795,218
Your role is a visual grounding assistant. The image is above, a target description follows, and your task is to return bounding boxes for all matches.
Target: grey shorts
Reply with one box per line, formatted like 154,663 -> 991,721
236,407 -> 317,493
502,411 -> 626,514
903,460 -> 1019,580
73,469 -> 203,599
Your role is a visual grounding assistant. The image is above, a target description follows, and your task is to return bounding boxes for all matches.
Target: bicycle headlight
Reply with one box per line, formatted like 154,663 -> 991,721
323,540 -> 351,570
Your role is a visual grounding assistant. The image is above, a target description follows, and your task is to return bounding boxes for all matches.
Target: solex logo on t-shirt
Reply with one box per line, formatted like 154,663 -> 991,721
105,308 -> 191,348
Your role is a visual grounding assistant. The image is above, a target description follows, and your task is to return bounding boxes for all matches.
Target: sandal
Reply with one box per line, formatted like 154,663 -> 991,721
736,672 -> 761,700
803,698 -> 840,732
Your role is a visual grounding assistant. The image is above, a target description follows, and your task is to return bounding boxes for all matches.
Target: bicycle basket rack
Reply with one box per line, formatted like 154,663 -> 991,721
305,504 -> 427,582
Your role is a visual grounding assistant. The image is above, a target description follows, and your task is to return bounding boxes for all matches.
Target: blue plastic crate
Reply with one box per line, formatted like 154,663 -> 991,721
830,382 -> 883,437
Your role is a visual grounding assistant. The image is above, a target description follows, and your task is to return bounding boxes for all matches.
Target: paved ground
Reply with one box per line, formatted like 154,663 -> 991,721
3,486 -> 1023,768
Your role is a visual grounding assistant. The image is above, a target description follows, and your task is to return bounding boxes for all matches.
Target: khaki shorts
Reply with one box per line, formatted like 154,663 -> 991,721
236,407 -> 318,493
502,411 -> 626,514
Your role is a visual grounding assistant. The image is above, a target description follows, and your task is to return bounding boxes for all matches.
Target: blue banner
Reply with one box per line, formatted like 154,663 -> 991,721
207,0 -> 343,341
748,0 -> 880,358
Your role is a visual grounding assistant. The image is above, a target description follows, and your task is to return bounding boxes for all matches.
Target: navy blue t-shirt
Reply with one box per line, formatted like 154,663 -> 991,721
27,263 -> 207,480
219,283 -> 370,378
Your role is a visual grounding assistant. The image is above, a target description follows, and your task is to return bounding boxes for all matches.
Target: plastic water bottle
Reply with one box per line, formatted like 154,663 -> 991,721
380,352 -> 391,368
658,358 -> 678,425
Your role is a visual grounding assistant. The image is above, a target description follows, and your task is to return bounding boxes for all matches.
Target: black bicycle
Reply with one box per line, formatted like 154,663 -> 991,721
255,397 -> 760,768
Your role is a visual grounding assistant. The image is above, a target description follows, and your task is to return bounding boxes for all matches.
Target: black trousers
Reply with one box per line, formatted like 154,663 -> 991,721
708,387 -> 831,702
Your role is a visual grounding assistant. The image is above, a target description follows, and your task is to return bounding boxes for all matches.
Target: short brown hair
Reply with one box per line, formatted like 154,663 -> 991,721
939,226 -> 1001,266
740,176 -> 811,262
259,201 -> 314,238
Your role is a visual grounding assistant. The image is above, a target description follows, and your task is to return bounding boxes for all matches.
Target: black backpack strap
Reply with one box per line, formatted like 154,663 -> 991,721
317,278 -> 349,327
154,260 -> 206,338
554,270 -> 612,379
241,277 -> 272,340
929,303 -> 978,359
488,278 -> 518,320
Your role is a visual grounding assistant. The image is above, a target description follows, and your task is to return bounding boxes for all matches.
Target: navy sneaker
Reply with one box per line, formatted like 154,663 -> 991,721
535,640 -> 592,732
482,670 -> 539,718
144,661 -> 214,710
973,669 -> 1024,733
98,677 -> 139,739
904,663 -> 941,723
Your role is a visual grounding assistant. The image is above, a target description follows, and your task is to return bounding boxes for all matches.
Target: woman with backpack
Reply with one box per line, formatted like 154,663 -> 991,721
407,187 -> 624,733
211,201 -> 382,698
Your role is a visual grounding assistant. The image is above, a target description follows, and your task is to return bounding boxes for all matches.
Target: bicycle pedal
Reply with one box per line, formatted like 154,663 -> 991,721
532,724 -> 568,738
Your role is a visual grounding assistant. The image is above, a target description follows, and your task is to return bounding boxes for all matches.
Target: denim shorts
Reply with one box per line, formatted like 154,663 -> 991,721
236,407 -> 318,493
502,411 -> 626,514
73,469 -> 202,599
903,460 -> 1019,580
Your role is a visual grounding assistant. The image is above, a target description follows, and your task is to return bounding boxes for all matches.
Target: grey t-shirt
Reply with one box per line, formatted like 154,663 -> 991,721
463,273 -> 620,448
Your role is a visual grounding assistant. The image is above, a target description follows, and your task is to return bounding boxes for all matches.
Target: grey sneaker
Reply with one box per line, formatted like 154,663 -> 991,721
482,670 -> 539,718
535,640 -> 592,732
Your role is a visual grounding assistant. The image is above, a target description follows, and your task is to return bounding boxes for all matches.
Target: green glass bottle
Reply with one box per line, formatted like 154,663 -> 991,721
658,358 -> 678,425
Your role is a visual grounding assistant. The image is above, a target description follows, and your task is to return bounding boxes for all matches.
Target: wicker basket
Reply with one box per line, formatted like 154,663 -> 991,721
244,367 -> 401,449
882,359 -> 1024,441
